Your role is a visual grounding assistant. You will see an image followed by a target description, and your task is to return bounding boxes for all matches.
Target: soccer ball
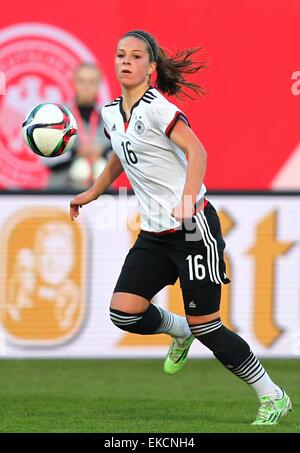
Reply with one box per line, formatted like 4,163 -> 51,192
22,103 -> 77,157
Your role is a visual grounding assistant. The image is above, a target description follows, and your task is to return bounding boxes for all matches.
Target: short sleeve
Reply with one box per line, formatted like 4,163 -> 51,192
151,100 -> 190,138
101,106 -> 111,140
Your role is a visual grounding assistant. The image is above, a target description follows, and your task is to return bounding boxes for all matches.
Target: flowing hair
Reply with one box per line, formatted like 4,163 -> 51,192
122,30 -> 208,99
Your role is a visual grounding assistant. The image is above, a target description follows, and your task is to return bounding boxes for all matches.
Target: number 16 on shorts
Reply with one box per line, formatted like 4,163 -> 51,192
186,254 -> 206,280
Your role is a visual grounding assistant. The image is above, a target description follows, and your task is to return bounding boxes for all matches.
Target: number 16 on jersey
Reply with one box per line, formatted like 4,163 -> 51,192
121,141 -> 138,165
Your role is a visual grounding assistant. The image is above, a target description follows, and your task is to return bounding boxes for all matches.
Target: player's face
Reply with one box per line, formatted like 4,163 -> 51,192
115,37 -> 156,88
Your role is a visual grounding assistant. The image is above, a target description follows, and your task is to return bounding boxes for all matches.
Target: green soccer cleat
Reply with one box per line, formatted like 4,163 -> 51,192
163,335 -> 194,375
252,389 -> 292,425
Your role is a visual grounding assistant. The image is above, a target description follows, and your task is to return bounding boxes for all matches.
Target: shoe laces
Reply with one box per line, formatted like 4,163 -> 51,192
169,338 -> 185,361
256,397 -> 277,421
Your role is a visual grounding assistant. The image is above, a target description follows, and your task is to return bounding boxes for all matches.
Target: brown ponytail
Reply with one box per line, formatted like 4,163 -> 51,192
156,46 -> 207,99
122,30 -> 208,100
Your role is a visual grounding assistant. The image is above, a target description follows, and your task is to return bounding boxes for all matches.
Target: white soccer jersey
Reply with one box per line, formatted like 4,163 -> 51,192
101,87 -> 206,232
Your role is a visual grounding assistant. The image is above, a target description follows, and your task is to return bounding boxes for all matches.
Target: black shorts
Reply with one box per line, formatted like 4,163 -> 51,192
114,199 -> 231,316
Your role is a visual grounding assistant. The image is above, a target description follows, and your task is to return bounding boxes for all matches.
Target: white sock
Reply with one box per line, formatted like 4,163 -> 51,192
250,372 -> 283,399
154,306 -> 191,342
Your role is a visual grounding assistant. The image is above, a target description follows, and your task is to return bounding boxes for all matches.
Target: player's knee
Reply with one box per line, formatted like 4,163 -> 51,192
110,292 -> 150,313
109,304 -> 162,334
186,311 -> 220,326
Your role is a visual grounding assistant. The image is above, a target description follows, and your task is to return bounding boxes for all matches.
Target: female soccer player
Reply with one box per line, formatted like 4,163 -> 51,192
70,30 -> 291,425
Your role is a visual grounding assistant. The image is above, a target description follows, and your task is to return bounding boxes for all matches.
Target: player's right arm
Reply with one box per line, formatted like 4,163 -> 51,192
70,151 -> 123,221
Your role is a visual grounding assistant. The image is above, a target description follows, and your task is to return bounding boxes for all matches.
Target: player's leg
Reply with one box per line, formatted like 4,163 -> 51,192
163,199 -> 231,376
184,284 -> 292,425
109,234 -> 191,342
110,292 -> 191,340
175,199 -> 291,424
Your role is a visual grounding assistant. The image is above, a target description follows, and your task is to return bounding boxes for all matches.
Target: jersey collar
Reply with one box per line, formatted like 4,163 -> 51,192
119,86 -> 155,124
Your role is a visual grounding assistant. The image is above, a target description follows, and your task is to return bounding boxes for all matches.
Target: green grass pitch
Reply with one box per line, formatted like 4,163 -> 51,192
0,358 -> 298,433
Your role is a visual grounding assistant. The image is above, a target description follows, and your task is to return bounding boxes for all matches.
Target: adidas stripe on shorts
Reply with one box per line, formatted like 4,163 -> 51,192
114,199 -> 231,316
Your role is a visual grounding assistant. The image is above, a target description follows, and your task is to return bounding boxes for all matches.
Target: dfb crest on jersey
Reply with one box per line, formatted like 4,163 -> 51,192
134,119 -> 145,136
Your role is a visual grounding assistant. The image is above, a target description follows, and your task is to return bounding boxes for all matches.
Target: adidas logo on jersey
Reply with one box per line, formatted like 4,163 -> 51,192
111,124 -> 116,131
188,301 -> 197,308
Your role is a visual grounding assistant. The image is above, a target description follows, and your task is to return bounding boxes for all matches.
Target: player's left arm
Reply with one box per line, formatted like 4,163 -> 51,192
170,119 -> 207,221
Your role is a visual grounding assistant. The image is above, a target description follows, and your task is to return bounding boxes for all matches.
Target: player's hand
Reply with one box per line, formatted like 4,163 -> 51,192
172,199 -> 195,222
69,190 -> 96,221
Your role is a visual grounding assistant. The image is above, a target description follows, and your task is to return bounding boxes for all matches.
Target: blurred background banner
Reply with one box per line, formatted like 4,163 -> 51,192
1,0 -> 300,190
1,194 -> 299,358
